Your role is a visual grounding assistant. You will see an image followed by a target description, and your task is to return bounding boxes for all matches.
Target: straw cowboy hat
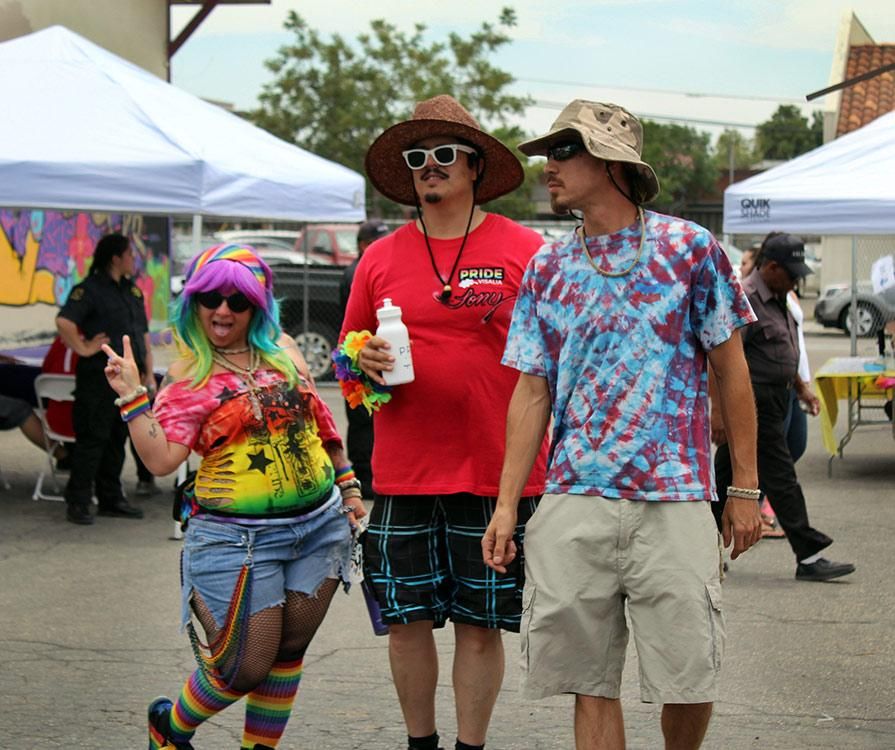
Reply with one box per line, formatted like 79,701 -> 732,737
365,94 -> 524,206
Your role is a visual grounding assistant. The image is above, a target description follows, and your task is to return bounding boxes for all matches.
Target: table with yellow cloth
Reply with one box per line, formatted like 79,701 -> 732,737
814,356 -> 895,472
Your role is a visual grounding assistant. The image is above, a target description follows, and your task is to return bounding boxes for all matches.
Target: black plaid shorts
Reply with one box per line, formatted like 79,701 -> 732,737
363,493 -> 539,631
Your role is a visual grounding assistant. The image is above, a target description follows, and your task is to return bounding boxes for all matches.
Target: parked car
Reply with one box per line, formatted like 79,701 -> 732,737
218,226 -> 361,267
274,265 -> 345,380
301,224 -> 360,266
170,234 -> 219,295
215,229 -> 308,267
814,281 -> 895,337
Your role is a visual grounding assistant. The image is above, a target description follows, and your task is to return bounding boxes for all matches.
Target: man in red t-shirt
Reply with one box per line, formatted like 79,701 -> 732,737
340,95 -> 548,750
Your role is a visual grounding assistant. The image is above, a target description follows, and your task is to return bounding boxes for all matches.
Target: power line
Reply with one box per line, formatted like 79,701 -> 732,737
518,76 -> 807,105
529,99 -> 759,130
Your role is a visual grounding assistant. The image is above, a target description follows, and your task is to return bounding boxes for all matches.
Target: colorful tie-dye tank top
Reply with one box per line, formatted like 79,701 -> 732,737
153,369 -> 341,517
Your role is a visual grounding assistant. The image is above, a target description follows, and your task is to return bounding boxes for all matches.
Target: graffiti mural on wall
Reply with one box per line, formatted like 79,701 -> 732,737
0,210 -> 170,325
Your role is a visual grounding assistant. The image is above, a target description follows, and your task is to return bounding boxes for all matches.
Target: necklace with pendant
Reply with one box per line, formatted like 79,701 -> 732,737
212,348 -> 264,421
419,203 -> 476,302
579,207 -> 646,277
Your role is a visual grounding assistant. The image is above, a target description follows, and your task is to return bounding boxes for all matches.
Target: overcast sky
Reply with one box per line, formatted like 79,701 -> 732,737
170,0 -> 895,142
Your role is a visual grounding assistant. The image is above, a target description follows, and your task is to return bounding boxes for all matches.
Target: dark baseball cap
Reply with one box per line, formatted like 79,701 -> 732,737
762,234 -> 813,278
357,220 -> 389,243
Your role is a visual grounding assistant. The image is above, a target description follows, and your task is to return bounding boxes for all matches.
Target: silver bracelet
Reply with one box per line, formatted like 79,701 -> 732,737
113,385 -> 148,407
726,486 -> 761,500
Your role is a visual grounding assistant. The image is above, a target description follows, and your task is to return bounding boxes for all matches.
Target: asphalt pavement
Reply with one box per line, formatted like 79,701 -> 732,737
1,323 -> 893,749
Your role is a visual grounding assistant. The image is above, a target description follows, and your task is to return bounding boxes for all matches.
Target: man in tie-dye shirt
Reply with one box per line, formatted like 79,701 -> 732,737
482,100 -> 762,749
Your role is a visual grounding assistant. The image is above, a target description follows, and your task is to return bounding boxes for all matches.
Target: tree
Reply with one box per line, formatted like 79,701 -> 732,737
486,124 -> 542,220
754,105 -> 823,161
248,8 -> 532,216
640,121 -> 715,213
712,129 -> 756,172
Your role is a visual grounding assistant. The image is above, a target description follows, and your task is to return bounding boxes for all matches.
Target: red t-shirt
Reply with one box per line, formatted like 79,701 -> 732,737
340,214 -> 548,496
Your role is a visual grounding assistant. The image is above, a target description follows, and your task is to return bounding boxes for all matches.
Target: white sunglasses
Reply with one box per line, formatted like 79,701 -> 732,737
401,143 -> 477,170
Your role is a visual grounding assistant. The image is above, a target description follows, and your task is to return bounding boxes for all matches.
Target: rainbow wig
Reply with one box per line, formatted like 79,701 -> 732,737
172,243 -> 297,387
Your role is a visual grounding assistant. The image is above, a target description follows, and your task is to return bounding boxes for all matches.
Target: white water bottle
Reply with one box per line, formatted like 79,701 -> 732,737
376,298 -> 414,385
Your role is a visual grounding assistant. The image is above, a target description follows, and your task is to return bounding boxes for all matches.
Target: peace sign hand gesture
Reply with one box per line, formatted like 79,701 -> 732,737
101,335 -> 142,399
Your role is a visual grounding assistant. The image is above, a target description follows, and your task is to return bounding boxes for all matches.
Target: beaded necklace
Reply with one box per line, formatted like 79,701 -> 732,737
211,348 -> 264,420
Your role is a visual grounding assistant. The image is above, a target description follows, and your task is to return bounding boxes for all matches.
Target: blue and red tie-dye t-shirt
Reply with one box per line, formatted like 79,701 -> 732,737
503,211 -> 755,502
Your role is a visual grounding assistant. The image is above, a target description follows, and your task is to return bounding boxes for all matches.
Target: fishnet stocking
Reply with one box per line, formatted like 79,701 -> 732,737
172,579 -> 341,745
278,578 -> 340,659
240,579 -> 341,749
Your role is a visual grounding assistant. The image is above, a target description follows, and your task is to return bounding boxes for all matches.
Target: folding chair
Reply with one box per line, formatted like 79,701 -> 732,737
32,373 -> 77,502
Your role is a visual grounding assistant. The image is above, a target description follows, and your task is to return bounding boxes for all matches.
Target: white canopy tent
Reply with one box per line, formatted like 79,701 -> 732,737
723,110 -> 895,353
0,25 -> 365,222
723,109 -> 895,236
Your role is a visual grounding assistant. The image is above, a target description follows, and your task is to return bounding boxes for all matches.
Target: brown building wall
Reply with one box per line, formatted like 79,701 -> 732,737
1,0 -> 168,78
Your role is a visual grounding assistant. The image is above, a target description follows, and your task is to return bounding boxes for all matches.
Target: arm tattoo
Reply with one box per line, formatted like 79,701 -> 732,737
147,421 -> 159,439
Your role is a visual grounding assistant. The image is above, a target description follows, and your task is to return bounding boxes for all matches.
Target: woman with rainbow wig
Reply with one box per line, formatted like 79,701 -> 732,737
101,243 -> 365,750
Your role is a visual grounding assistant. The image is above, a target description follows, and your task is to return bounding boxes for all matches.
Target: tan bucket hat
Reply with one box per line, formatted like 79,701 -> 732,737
518,100 -> 660,203
365,95 -> 524,206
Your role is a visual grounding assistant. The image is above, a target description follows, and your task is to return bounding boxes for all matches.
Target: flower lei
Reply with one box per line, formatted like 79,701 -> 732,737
332,330 -> 392,414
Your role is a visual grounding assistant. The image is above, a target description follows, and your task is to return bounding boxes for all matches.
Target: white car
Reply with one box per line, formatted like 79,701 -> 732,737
215,230 -> 310,267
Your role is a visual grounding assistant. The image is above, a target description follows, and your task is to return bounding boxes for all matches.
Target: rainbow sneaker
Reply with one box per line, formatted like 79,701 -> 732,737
148,696 -> 194,750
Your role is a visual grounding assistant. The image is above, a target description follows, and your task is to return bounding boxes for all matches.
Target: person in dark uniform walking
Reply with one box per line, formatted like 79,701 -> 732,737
712,233 -> 855,581
56,233 -> 152,525
338,219 -> 389,496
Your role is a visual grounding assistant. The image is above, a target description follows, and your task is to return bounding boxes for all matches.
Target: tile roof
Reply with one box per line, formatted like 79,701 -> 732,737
836,44 -> 895,136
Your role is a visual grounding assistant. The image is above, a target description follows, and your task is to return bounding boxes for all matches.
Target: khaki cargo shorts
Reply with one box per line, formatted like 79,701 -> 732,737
520,494 -> 724,704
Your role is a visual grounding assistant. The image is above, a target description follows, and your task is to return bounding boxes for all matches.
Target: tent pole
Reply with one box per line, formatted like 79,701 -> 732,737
850,235 -> 857,356
191,214 -> 203,256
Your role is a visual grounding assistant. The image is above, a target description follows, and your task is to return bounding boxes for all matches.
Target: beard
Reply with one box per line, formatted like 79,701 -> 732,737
417,168 -> 449,205
549,193 -> 571,214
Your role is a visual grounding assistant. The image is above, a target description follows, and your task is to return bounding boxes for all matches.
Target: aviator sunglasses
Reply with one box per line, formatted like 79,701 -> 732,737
402,143 -> 477,170
195,290 -> 253,313
546,141 -> 587,162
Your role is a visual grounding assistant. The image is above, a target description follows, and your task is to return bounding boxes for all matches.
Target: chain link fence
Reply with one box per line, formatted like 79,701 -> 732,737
272,220 -> 577,380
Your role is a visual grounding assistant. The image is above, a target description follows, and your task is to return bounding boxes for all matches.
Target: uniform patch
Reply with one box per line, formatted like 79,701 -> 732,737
70,287 -> 85,300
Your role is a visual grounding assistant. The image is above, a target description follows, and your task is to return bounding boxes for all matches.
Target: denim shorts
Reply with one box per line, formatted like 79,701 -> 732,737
180,489 -> 353,630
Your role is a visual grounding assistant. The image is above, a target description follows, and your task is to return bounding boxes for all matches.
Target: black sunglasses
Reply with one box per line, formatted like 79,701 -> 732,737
546,141 -> 586,162
195,290 -> 253,313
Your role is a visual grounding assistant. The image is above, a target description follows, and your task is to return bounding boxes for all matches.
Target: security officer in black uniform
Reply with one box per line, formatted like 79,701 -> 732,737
56,233 -> 153,525
713,233 -> 855,582
339,220 -> 390,496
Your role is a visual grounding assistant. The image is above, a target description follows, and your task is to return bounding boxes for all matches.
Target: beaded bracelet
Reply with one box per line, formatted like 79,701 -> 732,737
726,486 -> 761,500
339,487 -> 363,501
338,478 -> 362,491
114,384 -> 148,407
120,392 -> 152,422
